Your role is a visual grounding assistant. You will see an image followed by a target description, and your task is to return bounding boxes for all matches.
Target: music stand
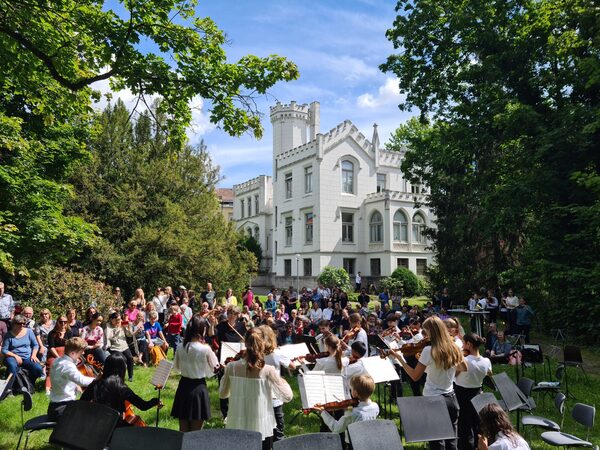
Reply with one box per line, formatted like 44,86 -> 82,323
151,359 -> 173,427
471,393 -> 501,414
301,335 -> 319,354
397,396 -> 455,443
492,372 -> 528,430
0,374 -> 13,401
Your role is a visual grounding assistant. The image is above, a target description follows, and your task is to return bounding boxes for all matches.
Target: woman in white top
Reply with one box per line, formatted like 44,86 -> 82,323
444,317 -> 464,350
219,327 -> 293,450
171,315 -> 218,431
455,333 -> 492,450
342,313 -> 369,357
258,325 -> 296,442
311,334 -> 348,374
477,403 -> 530,450
391,316 -> 467,450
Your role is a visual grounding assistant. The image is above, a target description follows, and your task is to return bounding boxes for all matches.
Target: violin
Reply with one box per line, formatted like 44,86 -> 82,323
400,338 -> 430,357
343,326 -> 361,344
77,354 -> 103,377
214,349 -> 247,374
124,401 -> 147,427
294,351 -> 329,362
304,398 -> 359,414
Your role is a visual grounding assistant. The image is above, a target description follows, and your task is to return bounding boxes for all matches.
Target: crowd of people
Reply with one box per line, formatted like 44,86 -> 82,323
0,279 -> 532,450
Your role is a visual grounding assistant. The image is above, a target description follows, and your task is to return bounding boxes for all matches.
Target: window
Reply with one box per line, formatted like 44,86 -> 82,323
285,173 -> 293,199
246,227 -> 252,237
342,213 -> 354,243
254,226 -> 259,240
370,258 -> 381,277
416,259 -> 427,276
285,216 -> 293,246
304,166 -> 313,194
343,258 -> 355,275
305,212 -> 313,244
247,197 -> 252,217
369,211 -> 383,243
377,173 -> 386,192
303,258 -> 312,276
397,258 -> 409,269
255,195 -> 259,214
411,183 -> 424,194
284,259 -> 292,277
240,199 -> 245,218
412,213 -> 427,244
341,160 -> 354,194
393,210 -> 408,242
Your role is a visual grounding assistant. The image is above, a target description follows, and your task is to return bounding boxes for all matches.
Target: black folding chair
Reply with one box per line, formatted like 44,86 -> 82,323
110,427 -> 183,450
16,387 -> 57,450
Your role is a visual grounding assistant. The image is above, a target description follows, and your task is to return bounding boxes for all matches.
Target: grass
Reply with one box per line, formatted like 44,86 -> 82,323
1,302 -> 599,449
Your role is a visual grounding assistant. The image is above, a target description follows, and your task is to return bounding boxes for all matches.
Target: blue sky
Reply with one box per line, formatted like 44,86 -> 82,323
98,1 -> 416,187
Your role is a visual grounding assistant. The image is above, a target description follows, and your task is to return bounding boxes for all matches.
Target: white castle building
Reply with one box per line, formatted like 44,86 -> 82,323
233,101 -> 434,285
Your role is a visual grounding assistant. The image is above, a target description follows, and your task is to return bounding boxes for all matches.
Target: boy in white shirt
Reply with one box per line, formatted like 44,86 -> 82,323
47,337 -> 96,420
319,374 -> 379,441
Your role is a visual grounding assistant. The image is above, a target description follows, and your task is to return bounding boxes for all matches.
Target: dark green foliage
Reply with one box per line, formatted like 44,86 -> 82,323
384,267 -> 420,297
238,235 -> 262,267
383,0 -> 600,340
317,266 -> 352,292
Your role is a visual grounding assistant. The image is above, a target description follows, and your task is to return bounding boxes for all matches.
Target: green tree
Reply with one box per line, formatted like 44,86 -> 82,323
238,235 -> 263,268
383,0 -> 600,339
317,266 -> 352,292
70,100 -> 256,295
0,0 -> 297,278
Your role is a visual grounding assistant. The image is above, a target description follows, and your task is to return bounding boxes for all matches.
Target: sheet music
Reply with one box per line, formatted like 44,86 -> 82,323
360,356 -> 400,384
151,359 -> 173,388
220,341 -> 245,364
277,343 -> 310,360
297,371 -> 349,409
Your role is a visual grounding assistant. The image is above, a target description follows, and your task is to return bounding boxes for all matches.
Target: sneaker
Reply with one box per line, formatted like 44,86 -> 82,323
128,377 -> 133,382
223,417 -> 227,425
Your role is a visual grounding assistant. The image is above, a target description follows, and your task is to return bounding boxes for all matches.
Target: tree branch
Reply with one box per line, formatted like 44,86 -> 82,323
0,25 -> 115,90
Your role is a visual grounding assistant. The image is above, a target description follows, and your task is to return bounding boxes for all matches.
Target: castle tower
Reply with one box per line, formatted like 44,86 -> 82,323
270,101 -> 311,156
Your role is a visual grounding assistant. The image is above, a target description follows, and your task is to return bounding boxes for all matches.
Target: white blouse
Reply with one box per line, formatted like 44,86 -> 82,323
173,341 -> 218,379
313,355 -> 349,374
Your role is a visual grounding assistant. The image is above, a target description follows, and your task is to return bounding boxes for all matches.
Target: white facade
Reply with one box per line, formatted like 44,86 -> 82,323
232,175 -> 273,272
234,101 -> 434,281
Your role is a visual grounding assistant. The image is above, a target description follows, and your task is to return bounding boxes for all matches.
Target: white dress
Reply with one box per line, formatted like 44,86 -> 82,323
219,359 -> 293,439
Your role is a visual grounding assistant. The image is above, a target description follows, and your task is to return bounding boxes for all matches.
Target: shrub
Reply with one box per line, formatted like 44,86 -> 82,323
388,267 -> 421,297
317,266 -> 352,292
16,265 -> 117,317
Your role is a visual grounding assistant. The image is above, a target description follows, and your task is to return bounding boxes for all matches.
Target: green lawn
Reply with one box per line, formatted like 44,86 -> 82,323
1,305 -> 599,449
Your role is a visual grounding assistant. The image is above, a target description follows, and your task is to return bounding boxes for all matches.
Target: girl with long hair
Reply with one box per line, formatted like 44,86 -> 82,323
455,333 -> 492,450
80,353 -> 162,427
219,328 -> 292,450
312,334 -> 348,373
390,316 -> 467,450
105,312 -> 135,381
171,315 -> 218,431
477,403 -> 530,450
45,315 -> 73,394
131,288 -> 146,308
81,312 -> 106,364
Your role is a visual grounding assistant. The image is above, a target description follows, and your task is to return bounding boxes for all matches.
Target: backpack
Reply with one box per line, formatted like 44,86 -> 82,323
14,368 -> 34,395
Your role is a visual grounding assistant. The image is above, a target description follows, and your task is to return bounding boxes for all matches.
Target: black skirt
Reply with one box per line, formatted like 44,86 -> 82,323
171,377 -> 211,421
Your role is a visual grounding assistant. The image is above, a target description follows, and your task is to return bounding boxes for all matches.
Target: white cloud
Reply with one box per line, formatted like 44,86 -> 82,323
356,77 -> 404,109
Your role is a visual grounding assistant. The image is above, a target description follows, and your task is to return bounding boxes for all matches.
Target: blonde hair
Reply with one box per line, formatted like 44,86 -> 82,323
423,316 -> 464,370
324,334 -> 344,370
349,374 -> 375,401
245,328 -> 265,370
258,325 -> 277,355
65,337 -> 88,354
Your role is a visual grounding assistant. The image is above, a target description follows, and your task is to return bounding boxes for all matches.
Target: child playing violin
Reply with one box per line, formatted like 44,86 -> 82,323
341,313 -> 368,357
316,374 -> 379,443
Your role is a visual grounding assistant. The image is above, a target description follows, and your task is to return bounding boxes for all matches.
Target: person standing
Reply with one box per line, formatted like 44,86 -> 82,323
455,334 -> 492,450
355,272 -> 362,292
502,289 -> 519,335
219,328 -> 293,450
171,316 -> 218,431
242,285 -> 254,309
390,316 -> 467,450
0,281 -> 15,326
202,282 -> 217,309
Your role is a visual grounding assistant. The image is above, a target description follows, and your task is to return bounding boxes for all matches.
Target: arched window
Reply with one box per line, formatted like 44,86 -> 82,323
246,227 -> 253,238
341,160 -> 354,194
412,213 -> 427,244
393,210 -> 408,242
254,226 -> 259,239
369,211 -> 383,243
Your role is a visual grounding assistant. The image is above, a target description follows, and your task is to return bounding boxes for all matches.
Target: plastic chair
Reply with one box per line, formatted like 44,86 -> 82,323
273,432 -> 342,450
522,392 -> 566,439
183,429 -> 263,450
348,419 -> 404,450
533,365 -> 564,401
541,403 -> 595,448
516,377 -> 536,413
16,387 -> 57,450
562,346 -> 588,382
49,400 -> 120,450
110,427 -> 183,450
